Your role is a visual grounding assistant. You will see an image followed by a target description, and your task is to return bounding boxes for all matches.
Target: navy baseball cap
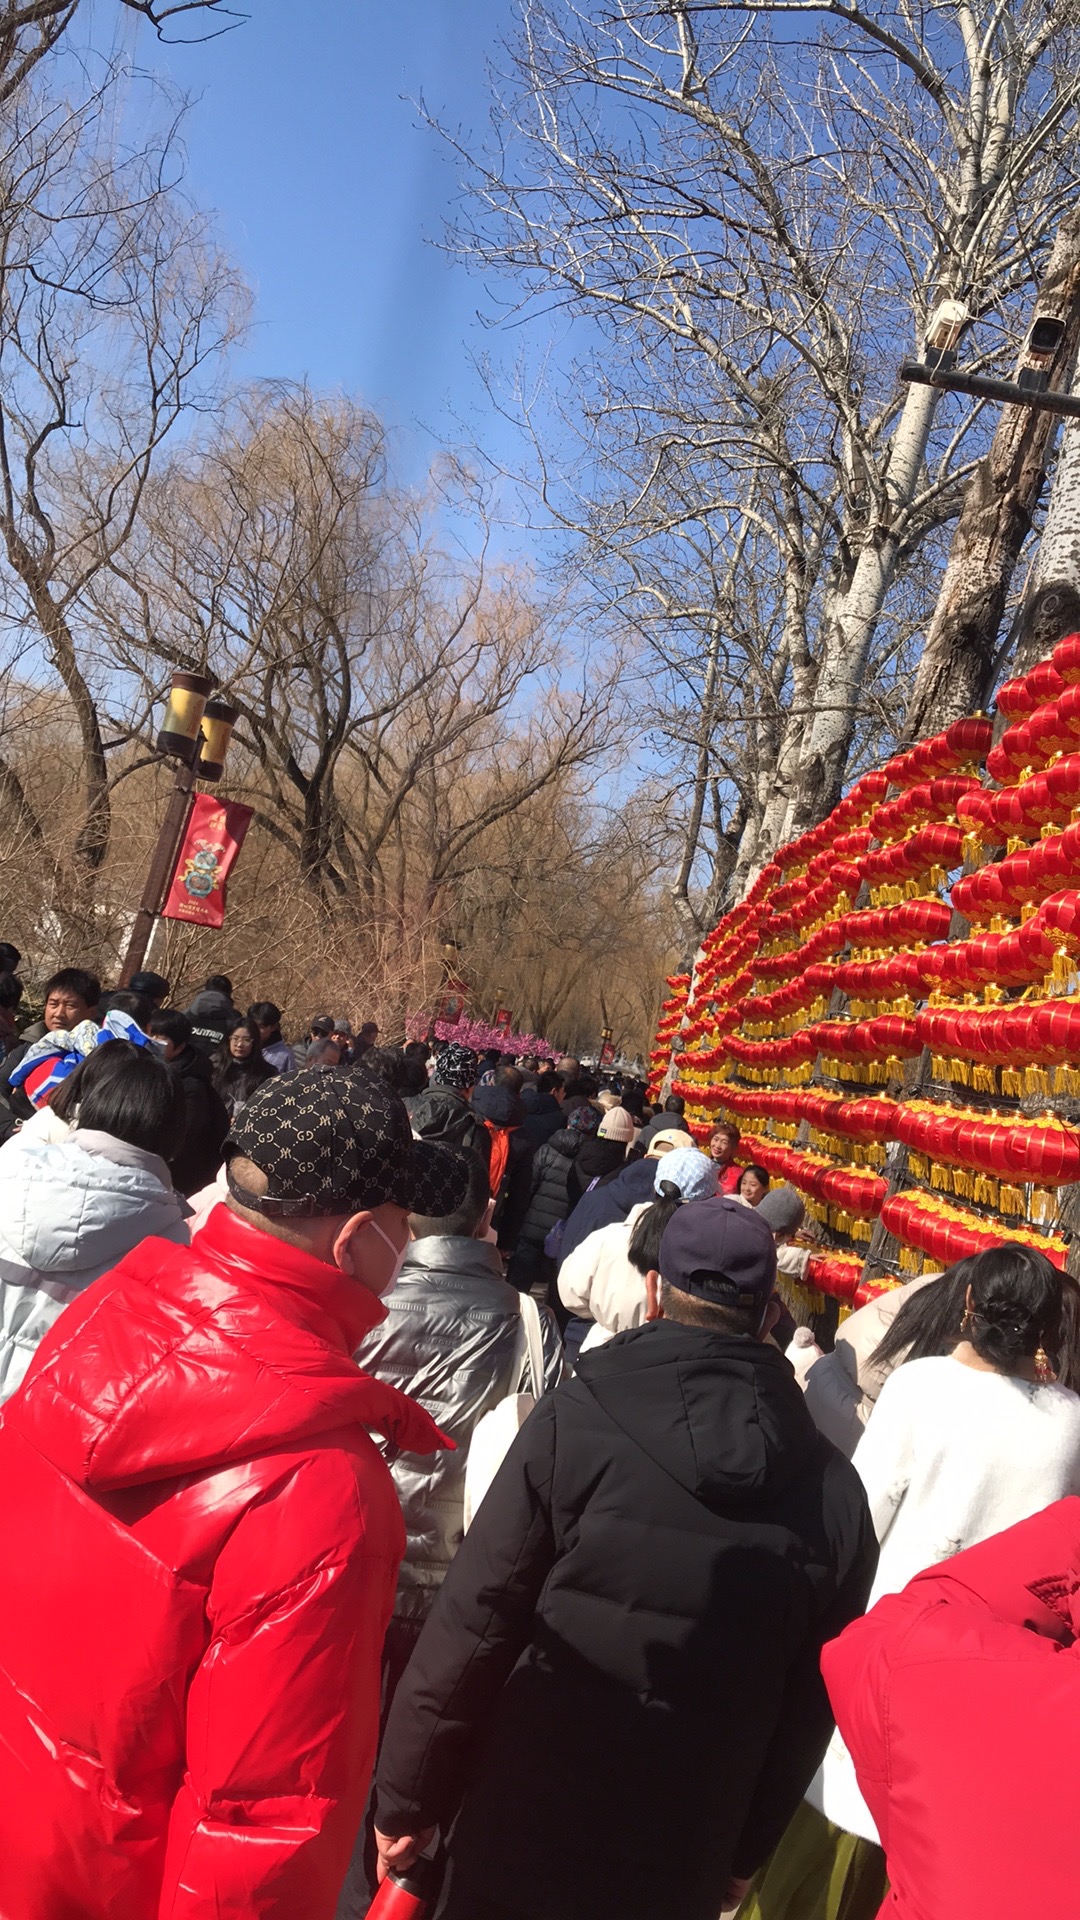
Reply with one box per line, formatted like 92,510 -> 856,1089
658,1195 -> 777,1316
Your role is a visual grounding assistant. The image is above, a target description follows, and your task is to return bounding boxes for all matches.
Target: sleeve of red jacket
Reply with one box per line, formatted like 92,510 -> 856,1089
158,1445 -> 402,1920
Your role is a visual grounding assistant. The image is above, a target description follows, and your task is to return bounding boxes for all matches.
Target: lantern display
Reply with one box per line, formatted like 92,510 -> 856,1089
651,691 -> 1080,1295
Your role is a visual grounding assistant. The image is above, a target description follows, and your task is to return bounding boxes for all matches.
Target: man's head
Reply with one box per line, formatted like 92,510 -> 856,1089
205,974 -> 233,999
43,968 -> 101,1031
358,1020 -> 378,1046
0,941 -> 21,975
304,1037 -> 343,1069
556,1054 -> 580,1079
648,1195 -> 779,1339
433,1042 -> 479,1093
98,989 -> 153,1033
248,1001 -> 283,1042
224,1071 -> 468,1294
149,1007 -> 193,1061
308,1014 -> 334,1041
409,1146 -> 490,1242
128,971 -> 170,1008
496,1064 -> 524,1094
332,1018 -> 354,1048
662,1094 -> 686,1117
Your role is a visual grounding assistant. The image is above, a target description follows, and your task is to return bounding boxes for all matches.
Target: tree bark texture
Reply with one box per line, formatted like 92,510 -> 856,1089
901,209 -> 1080,743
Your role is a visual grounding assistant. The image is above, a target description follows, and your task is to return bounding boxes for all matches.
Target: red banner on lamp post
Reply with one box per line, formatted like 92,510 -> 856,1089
161,791 -> 253,929
493,1007 -> 513,1034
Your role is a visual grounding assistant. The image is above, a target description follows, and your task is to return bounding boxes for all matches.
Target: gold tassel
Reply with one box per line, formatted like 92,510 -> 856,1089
1025,1065 -> 1052,1097
999,1183 -> 1025,1217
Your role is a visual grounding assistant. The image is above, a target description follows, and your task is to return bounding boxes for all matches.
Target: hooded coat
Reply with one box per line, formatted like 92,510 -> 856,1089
163,1041 -> 231,1196
184,987 -> 236,1057
557,1153 -> 656,1264
469,1083 -> 534,1252
374,1319 -> 877,1920
0,1203 -> 448,1920
355,1234 -> 563,1623
405,1082 -> 492,1169
0,1126 -> 190,1404
516,1124 -> 581,1253
822,1498 -> 1080,1920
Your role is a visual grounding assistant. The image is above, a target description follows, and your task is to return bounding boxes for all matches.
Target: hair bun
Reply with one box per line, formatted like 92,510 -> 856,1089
657,1180 -> 681,1202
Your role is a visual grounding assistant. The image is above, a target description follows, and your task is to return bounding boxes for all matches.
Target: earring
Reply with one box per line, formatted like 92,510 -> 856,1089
960,1308 -> 974,1335
1035,1346 -> 1057,1385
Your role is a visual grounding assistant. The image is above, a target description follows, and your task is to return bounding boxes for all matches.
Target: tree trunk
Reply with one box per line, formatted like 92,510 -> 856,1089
796,378 -> 942,817
901,209 -> 1080,743
1008,388 -> 1080,681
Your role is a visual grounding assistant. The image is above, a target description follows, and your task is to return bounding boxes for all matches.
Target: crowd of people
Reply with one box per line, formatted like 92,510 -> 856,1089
0,947 -> 1077,1919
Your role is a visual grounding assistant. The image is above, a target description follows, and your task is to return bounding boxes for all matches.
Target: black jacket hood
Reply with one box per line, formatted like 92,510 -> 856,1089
470,1084 -> 526,1129
544,1126 -> 580,1157
573,1319 -> 815,1509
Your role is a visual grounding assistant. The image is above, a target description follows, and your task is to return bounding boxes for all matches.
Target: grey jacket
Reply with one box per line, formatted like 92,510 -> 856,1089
355,1235 -> 563,1622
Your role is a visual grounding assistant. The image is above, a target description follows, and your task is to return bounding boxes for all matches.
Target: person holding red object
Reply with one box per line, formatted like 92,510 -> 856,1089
823,1497 -> 1080,1920
0,1071 -> 467,1920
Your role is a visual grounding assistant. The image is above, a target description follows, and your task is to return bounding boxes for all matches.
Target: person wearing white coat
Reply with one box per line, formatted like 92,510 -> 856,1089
558,1147 -> 718,1351
740,1245 -> 1080,1920
0,1039 -> 190,1404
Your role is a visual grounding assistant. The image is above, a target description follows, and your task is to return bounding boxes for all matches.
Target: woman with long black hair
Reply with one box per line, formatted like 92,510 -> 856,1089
740,1244 -> 1080,1920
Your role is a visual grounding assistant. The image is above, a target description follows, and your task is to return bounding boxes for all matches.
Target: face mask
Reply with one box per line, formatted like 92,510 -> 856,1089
368,1216 -> 410,1290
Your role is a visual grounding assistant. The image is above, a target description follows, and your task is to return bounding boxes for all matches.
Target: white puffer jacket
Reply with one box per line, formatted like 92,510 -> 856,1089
0,1127 -> 190,1404
558,1202 -> 652,1352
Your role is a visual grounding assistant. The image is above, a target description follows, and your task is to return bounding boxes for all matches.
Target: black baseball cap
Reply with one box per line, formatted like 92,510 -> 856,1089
658,1196 -> 777,1317
225,1070 -> 469,1219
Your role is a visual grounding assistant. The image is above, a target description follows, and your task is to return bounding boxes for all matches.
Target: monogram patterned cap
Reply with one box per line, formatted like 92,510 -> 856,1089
225,1070 -> 469,1219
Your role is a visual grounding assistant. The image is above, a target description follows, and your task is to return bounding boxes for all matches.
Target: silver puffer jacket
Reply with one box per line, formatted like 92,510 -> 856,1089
355,1235 -> 563,1622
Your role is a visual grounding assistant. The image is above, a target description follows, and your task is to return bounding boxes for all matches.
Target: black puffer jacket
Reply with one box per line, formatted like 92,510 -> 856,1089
470,1083 -> 534,1252
517,1127 -> 580,1253
405,1083 -> 491,1170
164,1044 -> 230,1196
375,1320 -> 876,1920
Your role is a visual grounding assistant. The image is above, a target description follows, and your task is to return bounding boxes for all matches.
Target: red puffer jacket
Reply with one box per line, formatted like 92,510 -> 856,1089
0,1203 -> 448,1920
822,1497 -> 1080,1920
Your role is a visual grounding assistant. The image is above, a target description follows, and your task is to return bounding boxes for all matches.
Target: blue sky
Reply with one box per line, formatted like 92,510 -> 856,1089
120,0 -> 528,480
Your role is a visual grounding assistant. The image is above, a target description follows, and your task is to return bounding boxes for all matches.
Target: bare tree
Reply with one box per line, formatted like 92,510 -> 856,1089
0,59 -> 242,940
443,0 -> 1080,904
0,0 -> 241,110
902,207 -> 1080,740
92,385 -> 627,964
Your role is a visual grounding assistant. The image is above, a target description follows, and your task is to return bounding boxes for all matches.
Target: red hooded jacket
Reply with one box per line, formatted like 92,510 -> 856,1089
0,1203 -> 448,1920
822,1497 -> 1080,1920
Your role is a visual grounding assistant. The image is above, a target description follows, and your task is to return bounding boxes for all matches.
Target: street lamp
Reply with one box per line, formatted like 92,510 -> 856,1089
119,673 -> 238,986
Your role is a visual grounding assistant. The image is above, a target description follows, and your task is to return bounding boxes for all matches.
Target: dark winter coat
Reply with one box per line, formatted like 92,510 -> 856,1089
184,989 -> 237,1059
558,1154 -> 657,1264
212,1049 -> 277,1121
568,1133 -> 628,1202
355,1234 -> 562,1625
470,1084 -> 534,1253
520,1086 -> 566,1150
375,1319 -> 877,1920
405,1083 -> 492,1170
517,1127 -> 580,1253
637,1105 -> 689,1147
165,1043 -> 231,1196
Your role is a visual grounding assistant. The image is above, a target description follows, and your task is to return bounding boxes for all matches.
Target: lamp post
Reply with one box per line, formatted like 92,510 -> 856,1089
119,673 -> 237,987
